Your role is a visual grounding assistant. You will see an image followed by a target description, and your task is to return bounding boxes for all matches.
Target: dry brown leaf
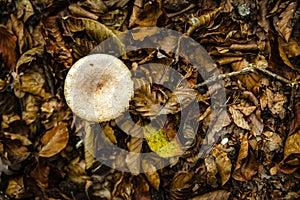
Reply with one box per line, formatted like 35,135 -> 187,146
134,176 -> 151,200
289,102 -> 300,135
263,131 -> 283,153
30,162 -> 50,188
229,106 -> 250,130
101,122 -> 117,144
249,113 -> 264,136
41,16 -> 73,68
63,16 -> 120,43
257,0 -> 270,32
281,38 -> 300,58
39,122 -> 69,157
277,2 -> 298,42
14,72 -> 51,99
170,171 -> 195,199
186,7 -> 222,35
212,146 -> 232,186
10,14 -> 33,54
267,31 -> 295,80
204,155 -> 218,187
0,24 -> 17,69
22,94 -> 39,125
3,132 -> 32,146
77,0 -> 107,15
231,59 -> 261,92
15,0 -> 34,22
5,176 -> 25,199
142,159 -> 160,190
232,134 -> 258,181
5,140 -> 30,164
191,190 -> 230,200
234,105 -> 256,116
278,37 -> 297,71
280,128 -> 300,174
129,0 -> 164,28
16,46 -> 44,70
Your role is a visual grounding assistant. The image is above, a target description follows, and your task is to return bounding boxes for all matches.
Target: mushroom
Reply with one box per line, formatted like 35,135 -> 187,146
64,54 -> 134,122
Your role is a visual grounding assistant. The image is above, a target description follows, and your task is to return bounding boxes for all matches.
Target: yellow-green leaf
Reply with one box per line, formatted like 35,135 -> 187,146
144,125 -> 183,158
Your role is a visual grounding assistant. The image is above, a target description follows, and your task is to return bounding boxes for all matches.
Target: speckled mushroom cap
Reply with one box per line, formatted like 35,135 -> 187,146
64,54 -> 134,122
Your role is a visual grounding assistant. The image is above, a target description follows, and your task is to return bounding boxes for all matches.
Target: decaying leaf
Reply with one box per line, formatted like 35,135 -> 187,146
30,162 -> 50,188
280,129 -> 300,174
170,171 -> 195,200
229,106 -> 251,130
212,145 -> 232,186
231,59 -> 261,92
129,0 -> 165,28
63,16 -> 119,43
15,0 -> 34,23
3,132 -> 32,146
10,14 -> 33,54
191,190 -> 230,200
39,122 -> 69,157
41,16 -> 73,68
0,24 -> 17,69
276,2 -> 298,42
204,155 -> 218,187
232,134 -> 258,181
16,46 -> 44,70
5,176 -> 25,199
142,159 -> 160,190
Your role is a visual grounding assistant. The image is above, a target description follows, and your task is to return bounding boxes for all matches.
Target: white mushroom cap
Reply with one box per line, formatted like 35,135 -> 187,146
64,54 -> 134,122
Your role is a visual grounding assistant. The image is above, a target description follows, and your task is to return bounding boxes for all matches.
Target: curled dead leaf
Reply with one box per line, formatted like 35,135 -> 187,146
212,146 -> 232,186
142,159 -> 160,190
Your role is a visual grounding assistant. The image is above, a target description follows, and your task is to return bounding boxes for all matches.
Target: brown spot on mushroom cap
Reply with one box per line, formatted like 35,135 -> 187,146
64,54 -> 134,122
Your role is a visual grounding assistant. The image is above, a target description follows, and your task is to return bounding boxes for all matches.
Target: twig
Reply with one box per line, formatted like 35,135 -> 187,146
193,63 -> 299,117
167,4 -> 196,18
249,64 -> 291,85
193,67 -> 255,88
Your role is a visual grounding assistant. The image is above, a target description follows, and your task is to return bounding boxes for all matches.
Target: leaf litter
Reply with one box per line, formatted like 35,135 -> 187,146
0,0 -> 300,199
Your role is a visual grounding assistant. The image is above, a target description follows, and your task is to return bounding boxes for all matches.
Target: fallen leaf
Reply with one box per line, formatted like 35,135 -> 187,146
170,171 -> 195,199
231,59 -> 261,92
229,106 -> 251,130
191,190 -> 230,200
16,46 -> 44,70
144,124 -> 183,158
142,159 -> 160,190
3,132 -> 32,146
39,122 -> 69,157
15,0 -> 34,22
10,13 -> 33,54
232,134 -> 258,181
204,155 -> 218,187
212,146 -> 232,186
289,101 -> 300,135
0,24 -> 17,69
276,2 -> 298,42
129,0 -> 165,28
30,162 -> 50,188
5,176 -> 25,199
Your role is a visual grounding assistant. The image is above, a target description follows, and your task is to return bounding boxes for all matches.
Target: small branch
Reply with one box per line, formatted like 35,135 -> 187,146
167,4 -> 196,18
249,64 -> 291,85
193,67 -> 255,88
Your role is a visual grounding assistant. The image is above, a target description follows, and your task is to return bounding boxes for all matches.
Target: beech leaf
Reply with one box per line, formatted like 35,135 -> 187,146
39,122 -> 69,157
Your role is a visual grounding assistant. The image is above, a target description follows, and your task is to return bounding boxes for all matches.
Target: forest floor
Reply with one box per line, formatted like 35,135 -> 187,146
0,0 -> 300,199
